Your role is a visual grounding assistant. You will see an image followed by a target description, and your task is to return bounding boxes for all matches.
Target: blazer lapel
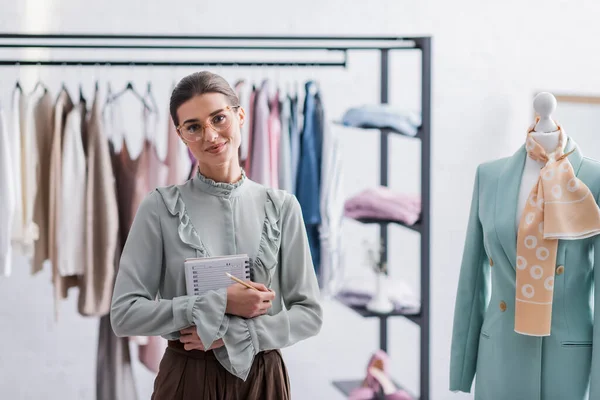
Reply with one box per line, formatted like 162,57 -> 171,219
556,136 -> 583,261
495,145 -> 526,270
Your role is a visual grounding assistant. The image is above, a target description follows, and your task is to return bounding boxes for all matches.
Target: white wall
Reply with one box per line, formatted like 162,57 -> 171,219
2,1 -> 600,399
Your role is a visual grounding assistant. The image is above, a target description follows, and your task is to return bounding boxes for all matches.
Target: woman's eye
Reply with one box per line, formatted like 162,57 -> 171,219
186,124 -> 201,133
212,114 -> 227,125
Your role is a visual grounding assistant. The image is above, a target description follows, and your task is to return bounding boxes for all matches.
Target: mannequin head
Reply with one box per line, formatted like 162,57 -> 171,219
533,92 -> 557,119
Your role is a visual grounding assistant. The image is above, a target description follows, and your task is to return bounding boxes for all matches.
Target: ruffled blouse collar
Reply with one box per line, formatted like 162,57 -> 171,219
194,168 -> 248,198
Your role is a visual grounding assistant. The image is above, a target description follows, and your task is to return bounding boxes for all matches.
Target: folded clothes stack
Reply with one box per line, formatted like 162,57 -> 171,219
344,186 -> 421,226
337,277 -> 421,314
341,104 -> 421,137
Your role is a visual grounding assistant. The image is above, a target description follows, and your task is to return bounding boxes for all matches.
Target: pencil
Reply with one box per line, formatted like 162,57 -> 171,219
226,272 -> 259,291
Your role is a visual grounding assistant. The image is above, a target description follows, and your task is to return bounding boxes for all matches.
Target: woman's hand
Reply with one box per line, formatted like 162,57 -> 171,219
226,281 -> 276,318
179,326 -> 225,351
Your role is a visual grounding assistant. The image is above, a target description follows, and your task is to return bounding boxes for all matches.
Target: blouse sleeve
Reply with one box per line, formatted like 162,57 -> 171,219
110,190 -> 229,347
213,194 -> 323,380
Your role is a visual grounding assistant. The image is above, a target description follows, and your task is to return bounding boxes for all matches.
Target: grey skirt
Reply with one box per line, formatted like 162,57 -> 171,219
151,340 -> 291,400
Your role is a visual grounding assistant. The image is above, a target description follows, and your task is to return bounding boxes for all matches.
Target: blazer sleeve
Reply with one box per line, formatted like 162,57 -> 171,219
110,190 -> 229,348
588,191 -> 600,399
213,194 -> 324,381
449,165 -> 490,392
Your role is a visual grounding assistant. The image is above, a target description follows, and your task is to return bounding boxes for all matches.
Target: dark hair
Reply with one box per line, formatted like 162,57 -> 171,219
169,71 -> 240,126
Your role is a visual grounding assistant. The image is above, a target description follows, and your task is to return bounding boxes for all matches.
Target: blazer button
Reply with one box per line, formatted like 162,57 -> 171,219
556,265 -> 564,275
499,301 -> 507,312
489,257 -> 494,267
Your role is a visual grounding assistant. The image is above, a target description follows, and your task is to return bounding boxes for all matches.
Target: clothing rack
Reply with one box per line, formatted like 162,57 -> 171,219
0,33 -> 431,400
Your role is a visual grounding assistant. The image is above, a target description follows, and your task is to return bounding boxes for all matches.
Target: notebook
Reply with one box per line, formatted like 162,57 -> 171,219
184,254 -> 251,296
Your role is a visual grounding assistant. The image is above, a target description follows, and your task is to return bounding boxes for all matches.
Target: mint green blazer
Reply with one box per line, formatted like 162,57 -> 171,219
449,138 -> 600,400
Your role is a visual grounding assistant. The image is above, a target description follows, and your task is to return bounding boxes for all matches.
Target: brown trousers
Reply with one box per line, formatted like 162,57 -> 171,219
151,341 -> 291,400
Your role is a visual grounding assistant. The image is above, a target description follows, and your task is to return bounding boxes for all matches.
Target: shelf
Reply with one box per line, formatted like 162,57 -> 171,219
332,379 -> 417,400
354,217 -> 422,233
336,297 -> 422,325
332,121 -> 422,139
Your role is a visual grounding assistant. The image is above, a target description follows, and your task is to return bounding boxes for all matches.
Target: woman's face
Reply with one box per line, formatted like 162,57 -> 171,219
176,92 -> 245,168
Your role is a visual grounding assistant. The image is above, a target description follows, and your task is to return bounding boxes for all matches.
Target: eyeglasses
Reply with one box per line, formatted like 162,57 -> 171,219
176,105 -> 240,142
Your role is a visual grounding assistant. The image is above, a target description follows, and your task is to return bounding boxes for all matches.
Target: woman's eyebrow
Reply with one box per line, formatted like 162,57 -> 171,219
182,107 -> 226,125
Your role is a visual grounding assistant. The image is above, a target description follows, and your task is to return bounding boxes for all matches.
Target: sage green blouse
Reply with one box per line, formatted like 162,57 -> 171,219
110,170 -> 323,381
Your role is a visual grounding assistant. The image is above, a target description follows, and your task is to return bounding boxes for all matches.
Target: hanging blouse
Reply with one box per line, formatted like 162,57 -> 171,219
248,80 -> 271,186
288,94 -> 301,194
32,91 -> 55,273
16,85 -> 46,262
319,98 -> 345,295
48,89 -> 79,318
57,101 -> 87,277
77,88 -> 119,317
10,88 -> 24,255
268,90 -> 281,189
278,94 -> 293,192
0,106 -> 14,276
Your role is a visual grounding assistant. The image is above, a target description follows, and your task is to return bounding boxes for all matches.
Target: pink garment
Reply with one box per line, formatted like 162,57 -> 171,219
248,80 -> 271,186
244,88 -> 257,174
138,335 -> 166,374
268,91 -> 281,189
344,186 -> 421,225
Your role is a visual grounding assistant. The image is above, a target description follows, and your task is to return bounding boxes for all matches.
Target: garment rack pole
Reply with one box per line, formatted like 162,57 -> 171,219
0,33 -> 431,400
379,47 -> 390,356
417,36 -> 432,400
0,60 -> 346,67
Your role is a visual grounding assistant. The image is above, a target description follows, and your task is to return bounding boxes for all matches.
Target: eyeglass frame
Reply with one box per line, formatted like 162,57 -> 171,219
176,105 -> 242,142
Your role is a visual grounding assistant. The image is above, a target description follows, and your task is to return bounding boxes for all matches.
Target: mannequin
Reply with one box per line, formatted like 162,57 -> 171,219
449,92 -> 600,400
516,92 -> 565,226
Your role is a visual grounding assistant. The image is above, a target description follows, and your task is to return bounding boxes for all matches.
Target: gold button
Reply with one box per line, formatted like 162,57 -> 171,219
499,301 -> 507,312
556,265 -> 564,275
489,257 -> 494,267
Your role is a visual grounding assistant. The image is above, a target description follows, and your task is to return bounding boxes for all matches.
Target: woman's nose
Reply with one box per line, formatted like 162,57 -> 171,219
202,125 -> 219,142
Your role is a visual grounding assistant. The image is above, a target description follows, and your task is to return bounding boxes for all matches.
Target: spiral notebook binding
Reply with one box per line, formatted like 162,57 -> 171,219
247,258 -> 254,281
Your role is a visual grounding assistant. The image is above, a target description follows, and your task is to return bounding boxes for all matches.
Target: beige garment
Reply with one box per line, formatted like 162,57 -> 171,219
48,89 -> 79,319
77,88 -> 119,317
165,113 -> 189,185
57,101 -> 87,277
515,123 -> 600,336
32,92 -> 55,273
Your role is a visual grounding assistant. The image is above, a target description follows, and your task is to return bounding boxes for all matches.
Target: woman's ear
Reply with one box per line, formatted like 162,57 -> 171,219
238,106 -> 246,127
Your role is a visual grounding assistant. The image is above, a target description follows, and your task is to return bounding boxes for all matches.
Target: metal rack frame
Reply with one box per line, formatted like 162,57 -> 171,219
0,33 -> 431,400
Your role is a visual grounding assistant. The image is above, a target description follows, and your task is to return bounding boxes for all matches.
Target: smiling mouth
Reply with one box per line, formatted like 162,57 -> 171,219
206,142 -> 227,153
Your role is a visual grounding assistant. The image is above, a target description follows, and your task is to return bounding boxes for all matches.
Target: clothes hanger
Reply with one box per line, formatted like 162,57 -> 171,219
145,81 -> 159,115
106,76 -> 153,112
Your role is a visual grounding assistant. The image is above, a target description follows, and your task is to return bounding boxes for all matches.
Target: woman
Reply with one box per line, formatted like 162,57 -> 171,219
110,71 -> 323,400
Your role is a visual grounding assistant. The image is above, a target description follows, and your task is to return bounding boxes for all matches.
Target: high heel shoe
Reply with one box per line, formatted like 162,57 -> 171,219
363,350 -> 389,393
368,367 -> 413,400
348,350 -> 389,400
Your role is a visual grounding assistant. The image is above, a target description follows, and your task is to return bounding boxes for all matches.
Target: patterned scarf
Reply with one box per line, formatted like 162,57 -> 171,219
515,122 -> 600,336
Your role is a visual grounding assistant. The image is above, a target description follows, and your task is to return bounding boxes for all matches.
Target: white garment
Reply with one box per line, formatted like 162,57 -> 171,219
17,86 -> 45,260
278,94 -> 293,192
0,107 -> 15,276
516,129 -> 565,228
57,105 -> 87,276
319,108 -> 345,296
237,81 -> 252,162
9,89 -> 23,252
